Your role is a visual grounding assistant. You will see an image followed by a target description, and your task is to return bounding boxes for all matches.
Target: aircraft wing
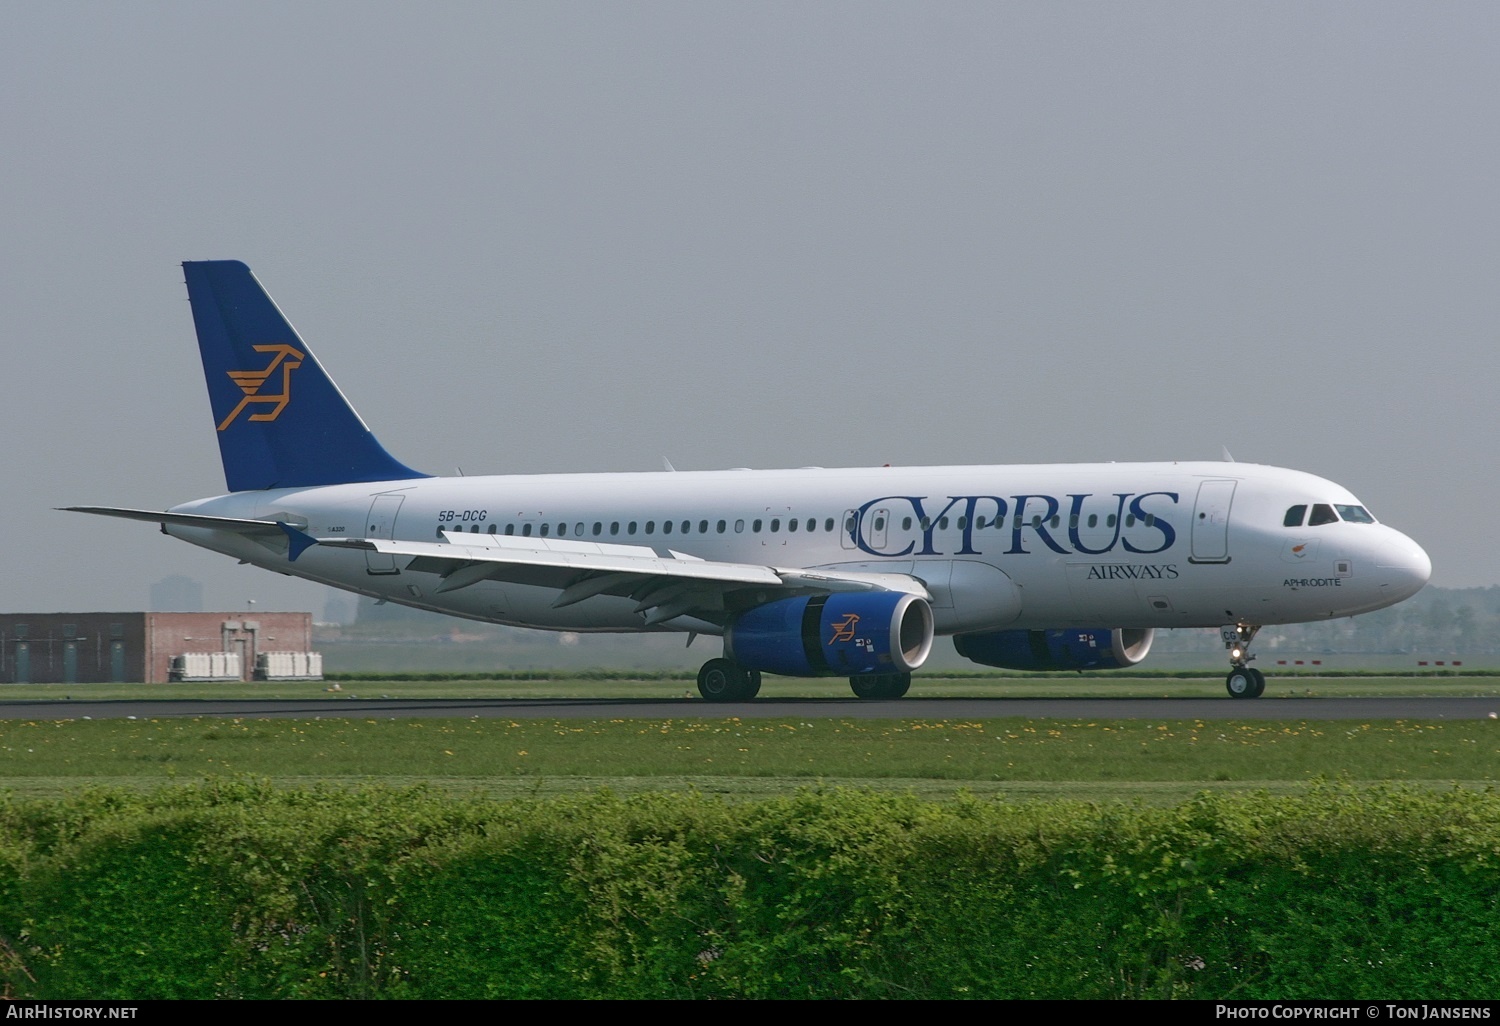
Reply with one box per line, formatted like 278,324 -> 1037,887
326,530 -> 929,627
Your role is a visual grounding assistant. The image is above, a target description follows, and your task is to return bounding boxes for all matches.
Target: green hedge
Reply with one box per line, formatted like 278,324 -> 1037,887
1,783 -> 1496,998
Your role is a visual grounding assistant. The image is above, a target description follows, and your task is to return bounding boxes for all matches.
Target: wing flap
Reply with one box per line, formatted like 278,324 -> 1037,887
322,530 -> 930,625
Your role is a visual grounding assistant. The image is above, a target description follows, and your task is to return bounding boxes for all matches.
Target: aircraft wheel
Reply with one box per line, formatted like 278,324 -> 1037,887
850,673 -> 911,699
746,669 -> 763,699
1225,667 -> 1260,699
1247,667 -> 1266,698
698,659 -> 753,702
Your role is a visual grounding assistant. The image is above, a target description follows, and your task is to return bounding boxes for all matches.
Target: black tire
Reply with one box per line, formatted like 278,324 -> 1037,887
745,670 -> 763,699
698,658 -> 752,702
1226,667 -> 1259,699
850,673 -> 911,699
1247,667 -> 1266,698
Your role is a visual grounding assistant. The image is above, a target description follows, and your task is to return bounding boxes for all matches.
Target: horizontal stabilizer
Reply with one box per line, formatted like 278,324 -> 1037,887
60,506 -> 291,534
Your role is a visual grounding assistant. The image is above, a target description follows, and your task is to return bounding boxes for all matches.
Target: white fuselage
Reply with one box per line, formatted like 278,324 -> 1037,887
165,460 -> 1431,637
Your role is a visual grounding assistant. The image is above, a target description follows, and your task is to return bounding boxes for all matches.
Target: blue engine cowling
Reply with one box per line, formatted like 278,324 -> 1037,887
725,592 -> 934,677
953,627 -> 1154,671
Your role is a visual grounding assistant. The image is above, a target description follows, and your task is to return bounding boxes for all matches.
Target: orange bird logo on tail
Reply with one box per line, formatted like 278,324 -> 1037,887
217,344 -> 305,431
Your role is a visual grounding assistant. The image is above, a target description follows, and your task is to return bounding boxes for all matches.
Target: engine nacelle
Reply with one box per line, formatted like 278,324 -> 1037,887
953,627 -> 1154,671
726,592 -> 934,677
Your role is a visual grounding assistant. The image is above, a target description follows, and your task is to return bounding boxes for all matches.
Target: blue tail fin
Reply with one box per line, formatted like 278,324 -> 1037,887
183,260 -> 428,492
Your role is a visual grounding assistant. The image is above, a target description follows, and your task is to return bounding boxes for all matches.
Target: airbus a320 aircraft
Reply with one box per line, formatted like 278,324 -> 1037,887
68,261 -> 1432,701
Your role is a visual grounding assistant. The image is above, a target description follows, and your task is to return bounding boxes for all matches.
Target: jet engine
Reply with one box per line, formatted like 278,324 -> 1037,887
953,627 -> 1154,671
726,592 -> 934,677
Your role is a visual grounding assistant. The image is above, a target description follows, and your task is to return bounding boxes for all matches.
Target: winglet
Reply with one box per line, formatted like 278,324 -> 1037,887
183,261 -> 428,492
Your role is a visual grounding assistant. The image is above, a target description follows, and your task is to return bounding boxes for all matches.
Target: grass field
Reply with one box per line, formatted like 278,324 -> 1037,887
0,673 -> 1496,801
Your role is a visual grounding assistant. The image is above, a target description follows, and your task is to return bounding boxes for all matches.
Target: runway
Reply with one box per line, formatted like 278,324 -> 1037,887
0,696 -> 1495,721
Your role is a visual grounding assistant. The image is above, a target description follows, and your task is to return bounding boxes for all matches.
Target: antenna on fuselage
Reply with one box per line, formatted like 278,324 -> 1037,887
1221,446 -> 1236,462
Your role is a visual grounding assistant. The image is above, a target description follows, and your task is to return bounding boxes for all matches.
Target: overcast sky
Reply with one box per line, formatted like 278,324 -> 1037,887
4,2 -> 1497,616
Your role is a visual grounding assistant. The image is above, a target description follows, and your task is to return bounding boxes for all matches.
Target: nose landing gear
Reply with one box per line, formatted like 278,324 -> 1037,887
1221,624 -> 1265,699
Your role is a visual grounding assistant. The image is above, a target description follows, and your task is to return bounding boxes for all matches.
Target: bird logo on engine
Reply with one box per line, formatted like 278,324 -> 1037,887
828,613 -> 861,644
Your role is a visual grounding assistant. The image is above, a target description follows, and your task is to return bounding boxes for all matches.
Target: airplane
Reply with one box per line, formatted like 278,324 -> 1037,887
66,261 -> 1433,701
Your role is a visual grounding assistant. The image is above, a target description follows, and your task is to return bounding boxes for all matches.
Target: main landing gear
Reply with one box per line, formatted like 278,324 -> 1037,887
1220,624 -> 1265,699
849,673 -> 911,700
696,658 -> 762,702
694,660 -> 913,702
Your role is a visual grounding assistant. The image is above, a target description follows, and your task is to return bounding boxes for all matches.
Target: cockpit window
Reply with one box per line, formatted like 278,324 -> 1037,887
1307,503 -> 1339,526
1335,504 -> 1376,524
1283,505 -> 1307,527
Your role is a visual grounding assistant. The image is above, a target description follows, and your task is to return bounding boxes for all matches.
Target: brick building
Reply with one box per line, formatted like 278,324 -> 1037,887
0,613 -> 314,684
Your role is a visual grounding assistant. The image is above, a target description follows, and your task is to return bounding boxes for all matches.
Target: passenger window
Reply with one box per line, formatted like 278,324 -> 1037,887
1050,516 -> 1060,529
610,522 -> 619,536
540,524 -> 550,537
522,524 -> 532,537
487,524 -> 496,534
939,517 -> 949,530
873,516 -> 885,531
788,518 -> 798,532
593,522 -> 602,536
717,520 -> 726,533
1145,514 -> 1155,527
556,524 -> 566,537
735,519 -> 745,533
576,523 -> 584,536
1087,514 -> 1098,528
903,517 -> 913,530
824,518 -> 834,532
1283,505 -> 1307,527
646,521 -> 656,534
662,521 -> 672,535
505,524 -> 515,536
770,519 -> 781,532
1125,515 -> 1136,527
682,521 -> 690,534
845,515 -> 857,534
628,522 -> 637,535
1308,504 -> 1339,526
753,519 -> 763,533
700,520 -> 709,534
1107,514 -> 1117,528
1069,514 -> 1079,529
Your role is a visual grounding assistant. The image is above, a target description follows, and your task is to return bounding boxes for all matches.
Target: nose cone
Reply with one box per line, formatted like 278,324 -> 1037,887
1373,529 -> 1432,604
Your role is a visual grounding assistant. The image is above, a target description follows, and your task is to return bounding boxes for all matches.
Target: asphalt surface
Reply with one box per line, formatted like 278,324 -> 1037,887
0,696 -> 1495,721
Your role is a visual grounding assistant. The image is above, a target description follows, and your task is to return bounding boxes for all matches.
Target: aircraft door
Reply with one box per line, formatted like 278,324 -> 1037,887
840,509 -> 860,551
364,494 -> 405,574
1190,480 -> 1236,563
